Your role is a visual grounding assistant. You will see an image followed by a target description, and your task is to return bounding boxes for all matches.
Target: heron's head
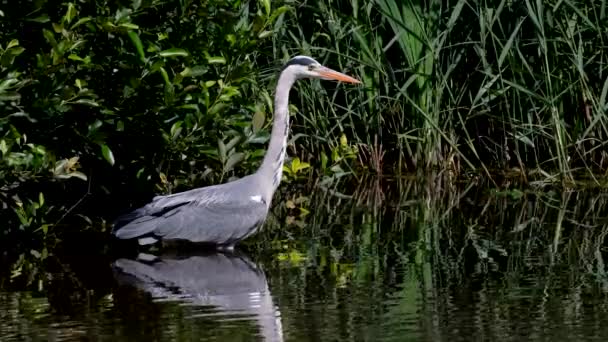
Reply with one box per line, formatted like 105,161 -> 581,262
282,56 -> 361,84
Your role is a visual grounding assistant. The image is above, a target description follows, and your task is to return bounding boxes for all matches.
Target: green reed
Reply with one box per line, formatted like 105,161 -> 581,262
269,0 -> 608,182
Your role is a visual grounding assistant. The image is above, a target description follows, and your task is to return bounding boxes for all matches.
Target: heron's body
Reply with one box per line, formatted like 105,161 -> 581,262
112,56 -> 360,247
113,174 -> 268,246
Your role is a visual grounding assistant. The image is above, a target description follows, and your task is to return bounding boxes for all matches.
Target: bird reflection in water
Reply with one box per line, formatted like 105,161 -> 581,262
112,251 -> 283,341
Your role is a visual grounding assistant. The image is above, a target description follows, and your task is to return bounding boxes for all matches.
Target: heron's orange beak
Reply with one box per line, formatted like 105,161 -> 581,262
317,67 -> 361,84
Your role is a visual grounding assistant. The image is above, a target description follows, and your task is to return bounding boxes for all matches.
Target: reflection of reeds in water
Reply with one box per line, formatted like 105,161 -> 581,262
357,135 -> 385,177
353,175 -> 385,209
264,175 -> 608,340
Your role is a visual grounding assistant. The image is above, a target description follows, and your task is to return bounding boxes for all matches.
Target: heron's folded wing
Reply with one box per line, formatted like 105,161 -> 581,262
153,199 -> 269,243
112,197 -> 192,239
112,191 -> 203,239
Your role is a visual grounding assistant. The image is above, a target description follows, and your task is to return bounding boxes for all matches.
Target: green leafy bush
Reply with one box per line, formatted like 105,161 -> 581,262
0,0 -> 289,242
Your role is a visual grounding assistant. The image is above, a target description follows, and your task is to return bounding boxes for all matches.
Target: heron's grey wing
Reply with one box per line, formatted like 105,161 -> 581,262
113,189 -> 269,244
154,199 -> 269,243
112,191 -> 198,239
113,186 -> 227,239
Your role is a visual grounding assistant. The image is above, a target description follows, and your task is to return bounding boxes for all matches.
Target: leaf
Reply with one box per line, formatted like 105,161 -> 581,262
0,92 -> 21,101
514,133 -> 535,148
28,14 -> 50,23
225,136 -> 241,152
170,121 -> 183,140
223,152 -> 245,172
206,56 -> 226,64
159,67 -> 171,86
75,99 -> 99,107
299,207 -> 310,217
291,158 -> 300,170
0,78 -> 18,91
268,6 -> 290,24
260,0 -> 271,15
119,23 -> 139,30
252,111 -> 265,133
208,102 -> 227,116
128,31 -> 145,63
100,144 -> 115,165
159,48 -> 189,58
42,29 -> 57,47
258,30 -> 273,39
52,22 -> 64,34
7,39 -> 19,49
295,161 -> 310,172
340,134 -> 348,146
8,47 -> 25,56
218,139 -> 227,162
183,65 -> 207,77
330,165 -> 344,173
321,151 -> 328,170
88,119 -> 102,133
64,3 -> 77,24
69,171 -> 88,181
71,17 -> 92,29
0,140 -> 7,155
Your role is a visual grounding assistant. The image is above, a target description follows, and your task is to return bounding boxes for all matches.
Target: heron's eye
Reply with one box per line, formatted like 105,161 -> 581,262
308,65 -> 315,71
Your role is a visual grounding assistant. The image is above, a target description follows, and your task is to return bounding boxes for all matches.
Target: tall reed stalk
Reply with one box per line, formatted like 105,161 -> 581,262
267,0 -> 608,182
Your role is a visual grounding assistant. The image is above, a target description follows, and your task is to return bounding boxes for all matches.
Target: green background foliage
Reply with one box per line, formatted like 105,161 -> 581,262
2,0 -> 608,247
0,0 -> 292,242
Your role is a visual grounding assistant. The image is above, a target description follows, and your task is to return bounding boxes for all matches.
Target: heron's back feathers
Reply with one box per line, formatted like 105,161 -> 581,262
112,178 -> 270,245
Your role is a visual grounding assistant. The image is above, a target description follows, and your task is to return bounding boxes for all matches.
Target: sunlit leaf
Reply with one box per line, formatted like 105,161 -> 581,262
75,99 -> 99,107
159,48 -> 189,58
128,30 -> 145,63
42,29 -> 57,47
159,67 -> 171,86
101,144 -> 115,165
258,30 -> 273,38
69,171 -> 88,181
340,134 -> 348,146
71,17 -> 92,29
206,56 -> 226,64
260,0 -> 271,15
170,121 -> 183,140
7,39 -> 19,49
119,23 -> 139,30
63,3 -> 77,24
28,14 -> 50,23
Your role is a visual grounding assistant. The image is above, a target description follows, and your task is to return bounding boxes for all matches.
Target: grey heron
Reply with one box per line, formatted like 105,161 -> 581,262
112,56 -> 360,248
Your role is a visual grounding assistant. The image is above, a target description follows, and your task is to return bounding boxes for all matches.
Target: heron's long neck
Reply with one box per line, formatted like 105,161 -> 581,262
259,71 -> 295,198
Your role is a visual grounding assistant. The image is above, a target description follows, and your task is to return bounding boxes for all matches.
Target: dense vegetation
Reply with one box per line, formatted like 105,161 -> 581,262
1,0 -> 608,248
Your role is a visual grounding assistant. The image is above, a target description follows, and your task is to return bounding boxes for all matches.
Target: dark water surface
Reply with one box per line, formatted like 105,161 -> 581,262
2,179 -> 608,341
